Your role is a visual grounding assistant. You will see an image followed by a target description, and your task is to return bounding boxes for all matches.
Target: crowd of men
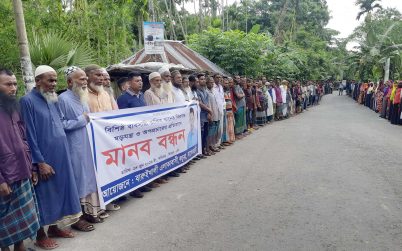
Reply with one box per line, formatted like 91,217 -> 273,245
346,80 -> 402,125
0,64 -> 328,250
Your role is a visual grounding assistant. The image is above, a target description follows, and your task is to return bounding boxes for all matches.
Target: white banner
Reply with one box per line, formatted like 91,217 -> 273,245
86,102 -> 201,208
144,21 -> 165,54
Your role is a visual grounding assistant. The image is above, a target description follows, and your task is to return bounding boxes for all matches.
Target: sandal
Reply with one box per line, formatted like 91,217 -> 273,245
35,238 -> 59,250
106,203 -> 120,211
47,228 -> 74,238
83,214 -> 104,224
71,219 -> 95,232
99,212 -> 110,219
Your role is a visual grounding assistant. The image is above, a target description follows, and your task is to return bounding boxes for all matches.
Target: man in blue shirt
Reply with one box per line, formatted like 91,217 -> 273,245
117,72 -> 145,109
116,72 -> 154,197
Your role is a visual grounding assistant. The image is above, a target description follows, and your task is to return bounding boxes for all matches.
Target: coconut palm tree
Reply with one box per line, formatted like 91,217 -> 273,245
355,0 -> 382,20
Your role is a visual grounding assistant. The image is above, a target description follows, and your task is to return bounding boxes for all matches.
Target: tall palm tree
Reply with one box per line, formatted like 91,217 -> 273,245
355,0 -> 382,20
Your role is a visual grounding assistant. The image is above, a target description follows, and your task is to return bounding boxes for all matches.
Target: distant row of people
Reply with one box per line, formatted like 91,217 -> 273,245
348,80 -> 402,125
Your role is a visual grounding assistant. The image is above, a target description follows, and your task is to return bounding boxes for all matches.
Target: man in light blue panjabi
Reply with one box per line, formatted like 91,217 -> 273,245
58,66 -> 100,231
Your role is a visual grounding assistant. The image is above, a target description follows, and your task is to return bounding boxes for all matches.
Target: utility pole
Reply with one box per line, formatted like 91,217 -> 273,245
12,0 -> 35,92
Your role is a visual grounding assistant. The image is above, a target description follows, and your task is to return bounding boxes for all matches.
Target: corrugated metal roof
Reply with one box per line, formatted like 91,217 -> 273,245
121,40 -> 229,76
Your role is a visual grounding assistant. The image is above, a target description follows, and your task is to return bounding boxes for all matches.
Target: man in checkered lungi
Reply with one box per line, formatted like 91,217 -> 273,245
0,67 -> 40,251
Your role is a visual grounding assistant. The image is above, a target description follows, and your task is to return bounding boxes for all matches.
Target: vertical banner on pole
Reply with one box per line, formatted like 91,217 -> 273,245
144,21 -> 165,55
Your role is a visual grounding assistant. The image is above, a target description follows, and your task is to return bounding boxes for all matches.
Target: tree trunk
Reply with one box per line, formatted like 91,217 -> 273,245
164,0 -> 176,40
274,0 -> 290,43
175,3 -> 187,39
221,0 -> 224,30
226,0 -> 228,31
199,0 -> 203,32
211,0 -> 217,19
106,28 -> 110,65
148,0 -> 155,21
384,57 -> 390,82
12,0 -> 35,92
138,15 -> 143,48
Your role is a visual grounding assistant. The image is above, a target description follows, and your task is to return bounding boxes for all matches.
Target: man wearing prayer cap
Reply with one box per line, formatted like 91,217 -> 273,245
19,65 -> 82,249
158,67 -> 175,103
143,72 -> 170,185
58,66 -> 102,232
144,72 -> 168,106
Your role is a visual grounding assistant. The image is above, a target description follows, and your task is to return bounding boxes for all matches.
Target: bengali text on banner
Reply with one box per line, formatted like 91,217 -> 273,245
86,101 -> 201,208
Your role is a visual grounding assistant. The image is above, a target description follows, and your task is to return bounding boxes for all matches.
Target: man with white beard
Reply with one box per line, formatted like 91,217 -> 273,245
158,67 -> 175,103
144,72 -> 168,105
20,65 -> 81,250
85,64 -> 120,217
85,64 -> 116,113
58,66 -> 101,232
101,68 -> 118,110
143,72 -> 170,184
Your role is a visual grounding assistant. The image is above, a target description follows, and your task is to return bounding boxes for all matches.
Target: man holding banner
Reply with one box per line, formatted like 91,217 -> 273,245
58,66 -> 100,231
85,64 -> 120,219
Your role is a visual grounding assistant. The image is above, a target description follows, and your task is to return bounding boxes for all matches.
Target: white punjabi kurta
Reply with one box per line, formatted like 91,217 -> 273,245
172,86 -> 187,103
266,90 -> 274,116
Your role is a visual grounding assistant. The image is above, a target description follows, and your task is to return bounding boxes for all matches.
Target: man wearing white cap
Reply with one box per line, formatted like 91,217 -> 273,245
58,66 -> 102,232
158,67 -> 175,103
144,72 -> 168,105
20,65 -> 82,250
144,72 -> 170,184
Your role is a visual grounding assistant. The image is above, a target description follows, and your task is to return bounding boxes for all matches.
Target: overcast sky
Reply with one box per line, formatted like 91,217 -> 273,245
326,0 -> 402,38
184,0 -> 402,38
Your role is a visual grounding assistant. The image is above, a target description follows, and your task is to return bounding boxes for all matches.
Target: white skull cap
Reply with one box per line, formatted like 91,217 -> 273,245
35,65 -> 56,77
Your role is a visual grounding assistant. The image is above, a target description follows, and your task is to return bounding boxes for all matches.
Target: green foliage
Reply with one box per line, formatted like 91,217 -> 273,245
356,0 -> 382,20
347,8 -> 402,81
2,0 -> 399,84
0,1 -> 19,71
30,31 -> 95,72
188,28 -> 272,76
188,27 -> 337,80
0,0 -> 133,77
